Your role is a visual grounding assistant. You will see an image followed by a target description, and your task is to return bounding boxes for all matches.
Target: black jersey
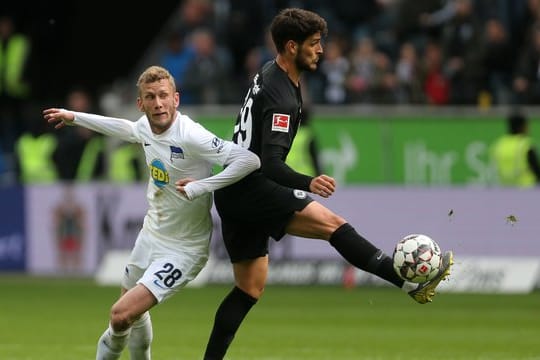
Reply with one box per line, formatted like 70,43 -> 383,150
233,60 -> 303,160
215,61 -> 314,253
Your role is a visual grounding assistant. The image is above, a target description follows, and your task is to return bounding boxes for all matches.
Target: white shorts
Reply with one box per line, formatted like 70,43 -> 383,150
121,228 -> 209,303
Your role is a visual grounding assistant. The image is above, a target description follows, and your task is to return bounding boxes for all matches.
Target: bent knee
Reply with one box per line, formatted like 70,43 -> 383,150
110,307 -> 133,331
319,213 -> 347,240
328,213 -> 347,230
237,283 -> 265,300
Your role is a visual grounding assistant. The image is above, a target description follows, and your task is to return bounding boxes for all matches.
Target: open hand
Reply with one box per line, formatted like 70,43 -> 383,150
43,108 -> 75,129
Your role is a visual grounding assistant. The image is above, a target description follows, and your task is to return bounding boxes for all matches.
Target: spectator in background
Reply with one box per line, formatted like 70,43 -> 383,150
395,0 -> 443,47
369,50 -> 398,104
346,36 -> 377,103
507,0 -> 540,56
440,0 -> 485,104
53,87 -> 105,182
241,28 -> 276,91
219,0 -> 266,77
479,18 -> 514,105
107,141 -> 147,184
491,112 -> 540,187
181,28 -> 233,104
174,0 -> 215,38
418,0 -> 458,30
513,22 -> 540,104
421,41 -> 450,105
160,31 -> 196,103
0,15 -> 31,176
15,115 -> 57,184
285,106 -> 323,177
325,0 -> 386,41
320,37 -> 350,104
54,88 -> 146,184
395,42 -> 424,104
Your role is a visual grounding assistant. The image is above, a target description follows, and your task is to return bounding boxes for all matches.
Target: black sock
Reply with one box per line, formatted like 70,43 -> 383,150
204,286 -> 258,360
329,223 -> 404,287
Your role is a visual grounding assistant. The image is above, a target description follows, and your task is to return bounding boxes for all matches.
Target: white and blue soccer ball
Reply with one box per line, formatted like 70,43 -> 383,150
392,234 -> 442,283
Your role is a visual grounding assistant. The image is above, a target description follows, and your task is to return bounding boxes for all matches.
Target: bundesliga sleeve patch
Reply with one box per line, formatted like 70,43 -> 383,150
272,113 -> 290,133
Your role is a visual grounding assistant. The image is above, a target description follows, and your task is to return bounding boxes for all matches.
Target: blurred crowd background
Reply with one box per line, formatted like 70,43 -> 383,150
2,0 -> 540,185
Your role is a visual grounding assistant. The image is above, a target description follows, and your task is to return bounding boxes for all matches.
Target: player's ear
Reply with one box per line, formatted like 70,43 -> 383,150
287,40 -> 297,55
136,97 -> 144,112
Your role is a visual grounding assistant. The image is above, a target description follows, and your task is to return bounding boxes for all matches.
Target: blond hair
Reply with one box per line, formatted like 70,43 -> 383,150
136,66 -> 176,93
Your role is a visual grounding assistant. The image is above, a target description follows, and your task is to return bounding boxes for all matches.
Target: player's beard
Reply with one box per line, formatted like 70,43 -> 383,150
295,52 -> 318,72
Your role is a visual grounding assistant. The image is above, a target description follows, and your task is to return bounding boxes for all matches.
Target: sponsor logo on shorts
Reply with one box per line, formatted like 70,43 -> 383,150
153,279 -> 167,289
293,189 -> 307,199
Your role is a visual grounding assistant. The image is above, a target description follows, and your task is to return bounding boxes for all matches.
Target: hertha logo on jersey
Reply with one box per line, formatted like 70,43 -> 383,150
170,145 -> 184,160
272,113 -> 290,133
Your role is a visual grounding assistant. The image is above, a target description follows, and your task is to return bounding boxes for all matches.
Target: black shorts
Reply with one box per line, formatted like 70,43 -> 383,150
214,172 -> 313,263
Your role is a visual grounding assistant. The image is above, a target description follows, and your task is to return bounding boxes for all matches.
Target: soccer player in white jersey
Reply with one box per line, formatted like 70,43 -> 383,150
43,65 -> 260,360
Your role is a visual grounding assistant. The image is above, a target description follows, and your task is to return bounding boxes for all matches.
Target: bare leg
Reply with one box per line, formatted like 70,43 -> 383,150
96,285 -> 157,360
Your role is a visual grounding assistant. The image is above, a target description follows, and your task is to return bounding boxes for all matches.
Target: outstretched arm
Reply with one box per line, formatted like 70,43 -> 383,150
43,108 -> 138,142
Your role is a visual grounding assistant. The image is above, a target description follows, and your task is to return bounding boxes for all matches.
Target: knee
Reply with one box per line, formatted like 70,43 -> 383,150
109,306 -> 133,332
238,283 -> 265,300
329,214 -> 347,230
323,214 -> 347,239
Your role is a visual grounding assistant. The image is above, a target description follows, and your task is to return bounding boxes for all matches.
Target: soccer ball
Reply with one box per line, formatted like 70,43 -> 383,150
392,234 -> 442,283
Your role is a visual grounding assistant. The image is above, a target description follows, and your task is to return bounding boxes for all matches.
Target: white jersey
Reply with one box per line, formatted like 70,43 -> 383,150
73,111 -> 246,255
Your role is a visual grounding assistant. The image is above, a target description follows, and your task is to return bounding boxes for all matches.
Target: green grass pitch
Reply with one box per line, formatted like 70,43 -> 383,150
0,276 -> 539,359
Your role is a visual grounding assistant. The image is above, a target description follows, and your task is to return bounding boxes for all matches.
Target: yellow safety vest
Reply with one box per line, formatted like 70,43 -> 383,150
0,34 -> 30,98
16,133 -> 58,183
491,134 -> 536,187
286,127 -> 317,176
76,136 -> 104,181
109,143 -> 145,183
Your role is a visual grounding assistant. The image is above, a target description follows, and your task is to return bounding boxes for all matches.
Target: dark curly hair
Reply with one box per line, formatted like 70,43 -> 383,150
270,8 -> 328,53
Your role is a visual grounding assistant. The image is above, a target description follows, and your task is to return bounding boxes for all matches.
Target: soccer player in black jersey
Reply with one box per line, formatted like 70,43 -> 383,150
203,8 -> 453,359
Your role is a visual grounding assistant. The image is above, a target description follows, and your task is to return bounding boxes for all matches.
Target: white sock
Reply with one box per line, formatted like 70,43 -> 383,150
401,281 -> 418,293
128,311 -> 153,360
96,324 -> 131,360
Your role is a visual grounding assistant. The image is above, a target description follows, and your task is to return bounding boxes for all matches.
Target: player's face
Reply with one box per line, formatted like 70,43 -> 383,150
137,79 -> 180,134
295,32 -> 323,72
